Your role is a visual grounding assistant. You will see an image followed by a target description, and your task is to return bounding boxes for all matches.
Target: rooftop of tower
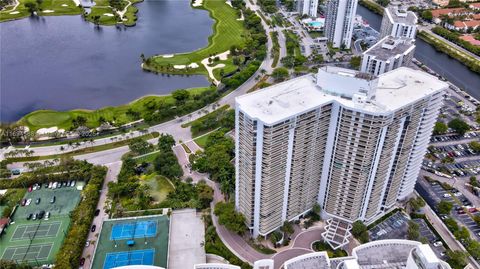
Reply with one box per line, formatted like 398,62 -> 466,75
363,36 -> 415,61
235,67 -> 447,125
385,5 -> 418,25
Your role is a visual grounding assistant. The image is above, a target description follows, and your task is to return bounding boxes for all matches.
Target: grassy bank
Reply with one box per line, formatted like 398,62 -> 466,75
18,87 -> 211,131
142,0 -> 246,79
358,0 -> 384,15
0,0 -> 82,22
5,132 -> 159,163
417,31 -> 480,74
84,0 -> 142,26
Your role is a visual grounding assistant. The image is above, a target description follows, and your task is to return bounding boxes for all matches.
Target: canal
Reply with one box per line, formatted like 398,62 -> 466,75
356,5 -> 480,100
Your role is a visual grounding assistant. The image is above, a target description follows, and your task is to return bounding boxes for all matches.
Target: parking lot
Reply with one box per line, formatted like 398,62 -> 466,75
417,178 -> 480,241
412,218 -> 446,258
369,211 -> 409,241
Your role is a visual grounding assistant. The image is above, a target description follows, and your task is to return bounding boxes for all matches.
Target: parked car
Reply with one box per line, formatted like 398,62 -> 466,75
35,198 -> 41,205
26,213 -> 32,220
21,199 -> 27,206
48,182 -> 53,189
38,210 -> 45,219
28,186 -> 33,192
91,225 -> 96,232
85,241 -> 90,247
71,180 -> 76,187
45,212 -> 50,220
433,241 -> 443,247
53,182 -> 58,189
26,199 -> 32,206
32,213 -> 37,220
50,196 -> 56,204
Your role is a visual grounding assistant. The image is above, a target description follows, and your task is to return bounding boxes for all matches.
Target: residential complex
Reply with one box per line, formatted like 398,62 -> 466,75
235,67 -> 447,240
297,0 -> 319,17
380,5 -> 418,39
325,0 -> 358,48
361,36 -> 415,76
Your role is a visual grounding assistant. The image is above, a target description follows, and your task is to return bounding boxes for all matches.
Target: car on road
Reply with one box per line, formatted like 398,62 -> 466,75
85,241 -> 90,247
35,198 -> 41,205
26,199 -> 32,206
79,258 -> 85,266
433,241 -> 443,247
91,225 -> 96,232
11,169 -> 21,175
94,209 -> 100,216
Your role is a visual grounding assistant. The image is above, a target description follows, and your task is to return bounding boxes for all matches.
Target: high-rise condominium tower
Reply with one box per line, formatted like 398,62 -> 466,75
380,5 -> 418,39
297,0 -> 319,17
325,0 -> 358,48
235,67 -> 446,238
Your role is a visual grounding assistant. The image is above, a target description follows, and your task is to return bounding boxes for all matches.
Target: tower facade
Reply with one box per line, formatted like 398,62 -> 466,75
325,0 -> 358,48
297,0 -> 319,17
380,5 -> 418,39
235,67 -> 446,237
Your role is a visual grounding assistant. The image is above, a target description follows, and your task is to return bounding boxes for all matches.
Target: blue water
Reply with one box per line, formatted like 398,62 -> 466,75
0,0 -> 213,122
309,21 -> 323,27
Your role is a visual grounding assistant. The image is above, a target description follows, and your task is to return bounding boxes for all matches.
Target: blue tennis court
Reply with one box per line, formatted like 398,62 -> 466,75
110,220 -> 157,240
103,249 -> 155,269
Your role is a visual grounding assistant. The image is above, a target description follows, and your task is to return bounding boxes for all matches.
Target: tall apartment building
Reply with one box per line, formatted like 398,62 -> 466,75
297,0 -> 319,17
361,36 -> 415,76
325,0 -> 358,48
235,67 -> 447,239
380,5 -> 418,39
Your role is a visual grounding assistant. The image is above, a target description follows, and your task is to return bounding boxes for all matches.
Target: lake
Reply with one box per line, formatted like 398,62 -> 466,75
0,0 -> 213,122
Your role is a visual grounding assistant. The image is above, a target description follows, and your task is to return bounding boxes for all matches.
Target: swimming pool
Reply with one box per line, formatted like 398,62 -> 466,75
308,21 -> 323,27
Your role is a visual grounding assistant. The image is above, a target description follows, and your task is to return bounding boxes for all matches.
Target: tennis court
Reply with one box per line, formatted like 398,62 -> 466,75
11,222 -> 61,241
110,220 -> 157,240
1,243 -> 53,261
103,249 -> 155,269
91,215 -> 169,269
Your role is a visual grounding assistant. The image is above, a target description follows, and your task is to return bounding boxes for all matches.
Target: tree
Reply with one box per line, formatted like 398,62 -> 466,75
454,226 -> 470,241
72,116 -> 87,128
433,121 -> 448,135
214,202 -> 246,234
421,10 -> 433,21
280,220 -> 294,235
437,200 -> 453,215
349,56 -> 361,70
172,89 -> 190,104
448,118 -> 470,135
470,176 -> 478,187
271,67 -> 289,81
407,220 -> 420,240
408,197 -> 425,212
24,2 -> 38,14
0,260 -> 32,269
446,250 -> 468,269
128,137 -> 153,155
157,134 -> 176,152
351,220 -> 369,243
469,141 -> 480,153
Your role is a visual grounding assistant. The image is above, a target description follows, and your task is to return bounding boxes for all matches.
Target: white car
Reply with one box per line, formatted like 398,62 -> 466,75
53,182 -> 58,189
45,212 -> 50,220
85,241 -> 90,247
25,199 -> 32,206
454,192 -> 462,197
48,182 -> 53,189
443,193 -> 451,198
433,241 -> 443,247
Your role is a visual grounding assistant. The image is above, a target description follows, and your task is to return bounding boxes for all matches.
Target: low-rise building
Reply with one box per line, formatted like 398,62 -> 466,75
431,8 -> 473,24
447,20 -> 480,31
470,3 -> 480,10
361,36 -> 415,76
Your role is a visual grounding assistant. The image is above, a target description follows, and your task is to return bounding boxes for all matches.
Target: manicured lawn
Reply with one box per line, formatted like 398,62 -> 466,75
144,0 -> 246,77
85,6 -> 118,25
193,134 -> 209,148
141,174 -> 175,203
0,0 -> 81,22
18,87 -> 210,131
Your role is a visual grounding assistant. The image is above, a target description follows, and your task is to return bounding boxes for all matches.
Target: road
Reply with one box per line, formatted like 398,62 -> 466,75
81,161 -> 122,269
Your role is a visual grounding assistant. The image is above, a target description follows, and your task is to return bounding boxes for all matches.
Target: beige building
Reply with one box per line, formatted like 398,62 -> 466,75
235,67 -> 446,241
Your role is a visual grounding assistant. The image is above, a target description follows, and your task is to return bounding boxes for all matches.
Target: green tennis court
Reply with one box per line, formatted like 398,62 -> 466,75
11,222 -> 61,241
2,243 -> 53,261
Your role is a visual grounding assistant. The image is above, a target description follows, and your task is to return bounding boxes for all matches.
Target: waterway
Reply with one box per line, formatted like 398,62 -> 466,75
356,5 -> 480,100
0,0 -> 213,122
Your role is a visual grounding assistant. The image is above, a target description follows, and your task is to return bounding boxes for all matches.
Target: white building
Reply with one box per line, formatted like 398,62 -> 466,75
297,0 -> 319,17
325,0 -> 358,48
380,5 -> 418,39
361,36 -> 415,76
235,67 -> 447,241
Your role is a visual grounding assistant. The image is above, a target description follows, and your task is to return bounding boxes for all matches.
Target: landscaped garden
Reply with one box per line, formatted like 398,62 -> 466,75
0,0 -> 82,22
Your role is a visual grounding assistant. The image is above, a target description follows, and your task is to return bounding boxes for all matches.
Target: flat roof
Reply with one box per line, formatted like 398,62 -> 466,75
417,244 -> 440,264
236,67 -> 447,125
364,36 -> 415,61
386,6 -> 417,24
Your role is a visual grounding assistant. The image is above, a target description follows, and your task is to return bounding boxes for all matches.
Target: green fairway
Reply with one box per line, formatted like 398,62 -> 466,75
141,174 -> 175,203
0,184 -> 82,265
144,0 -> 246,78
0,0 -> 82,22
18,87 -> 210,131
